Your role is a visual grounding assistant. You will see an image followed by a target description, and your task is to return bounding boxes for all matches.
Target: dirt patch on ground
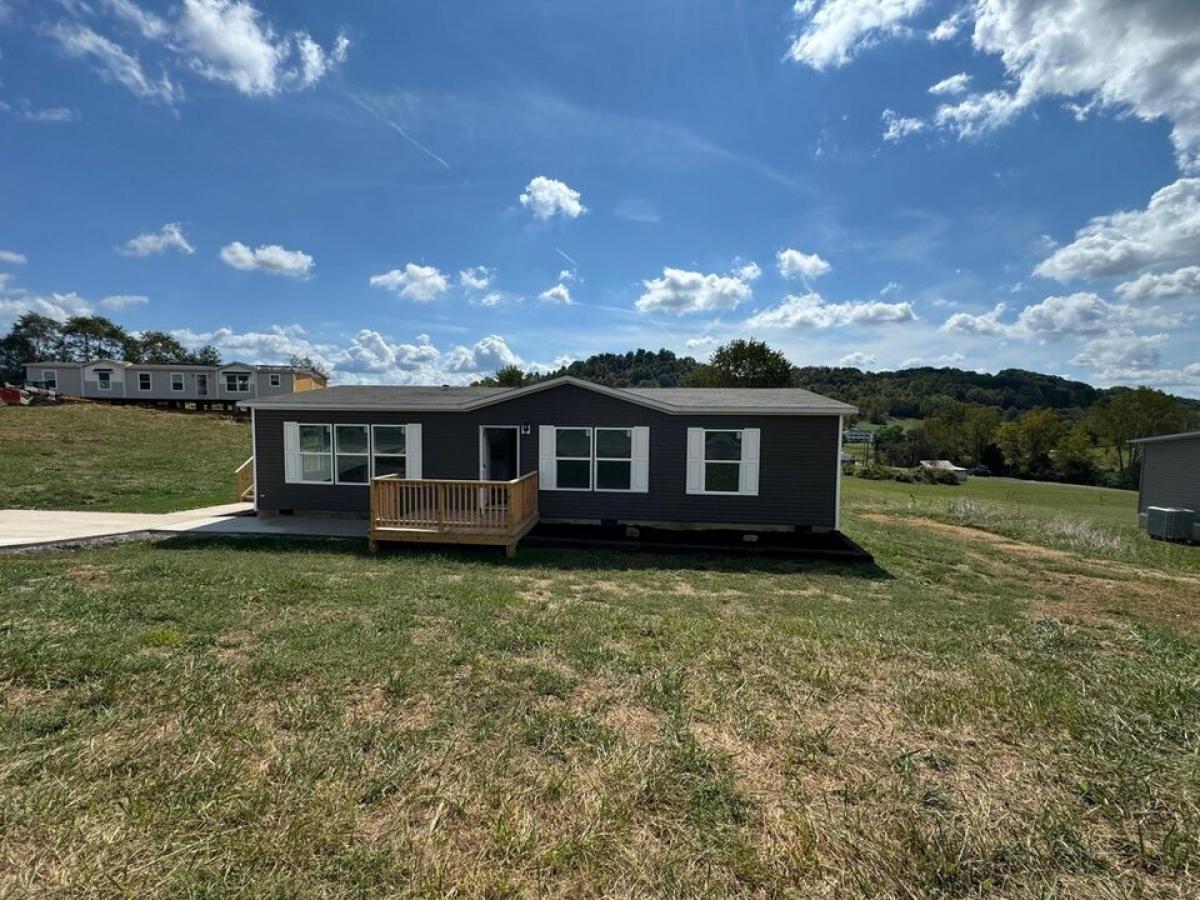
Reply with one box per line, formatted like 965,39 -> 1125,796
67,564 -> 112,589
863,514 -> 1071,561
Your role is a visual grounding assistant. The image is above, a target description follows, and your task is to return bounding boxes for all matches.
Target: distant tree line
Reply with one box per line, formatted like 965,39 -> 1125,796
0,312 -> 222,384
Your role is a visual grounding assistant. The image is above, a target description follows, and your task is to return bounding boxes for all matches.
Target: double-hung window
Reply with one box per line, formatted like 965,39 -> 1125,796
285,422 -> 422,485
96,370 -> 112,390
334,425 -> 370,484
371,426 -> 408,478
41,370 -> 57,390
269,373 -> 281,387
686,428 -> 760,496
595,428 -> 633,491
286,424 -> 333,483
225,373 -> 250,392
539,425 -> 648,492
554,427 -> 593,490
138,372 -> 152,391
171,373 -> 185,392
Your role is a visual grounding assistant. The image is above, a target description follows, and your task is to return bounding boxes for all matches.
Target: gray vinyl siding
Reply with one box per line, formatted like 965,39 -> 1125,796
24,365 -> 82,395
253,383 -> 841,527
124,368 -> 217,401
257,372 -> 295,398
1138,436 -> 1200,513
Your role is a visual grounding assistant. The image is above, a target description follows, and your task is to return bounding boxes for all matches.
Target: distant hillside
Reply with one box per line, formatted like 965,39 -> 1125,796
539,349 -> 700,387
535,350 -> 1200,418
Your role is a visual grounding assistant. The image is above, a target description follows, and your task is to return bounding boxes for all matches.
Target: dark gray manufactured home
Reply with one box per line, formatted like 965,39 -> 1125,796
240,377 -> 856,554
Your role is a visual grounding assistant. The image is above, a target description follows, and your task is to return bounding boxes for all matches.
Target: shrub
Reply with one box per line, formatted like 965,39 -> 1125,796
893,467 -> 961,485
854,463 -> 894,480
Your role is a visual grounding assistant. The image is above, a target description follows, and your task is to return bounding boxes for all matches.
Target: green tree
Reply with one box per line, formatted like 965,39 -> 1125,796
1087,387 -> 1196,481
963,405 -> 1002,465
0,313 -> 63,383
192,345 -> 222,366
1053,425 -> 1098,484
132,330 -> 196,365
686,339 -> 792,388
997,407 -> 1066,476
60,315 -> 128,361
492,364 -> 527,387
289,354 -> 329,380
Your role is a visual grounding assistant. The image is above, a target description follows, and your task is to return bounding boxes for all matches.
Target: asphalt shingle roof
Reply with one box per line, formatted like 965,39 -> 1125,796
240,376 -> 856,415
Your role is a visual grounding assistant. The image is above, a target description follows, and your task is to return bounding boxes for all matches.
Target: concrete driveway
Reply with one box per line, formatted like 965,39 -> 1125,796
0,503 -> 254,549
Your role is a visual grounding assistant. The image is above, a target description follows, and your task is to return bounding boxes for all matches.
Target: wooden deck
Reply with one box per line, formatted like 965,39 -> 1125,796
369,472 -> 539,557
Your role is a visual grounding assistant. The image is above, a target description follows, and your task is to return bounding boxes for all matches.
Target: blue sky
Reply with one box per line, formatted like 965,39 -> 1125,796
3,0 -> 1200,394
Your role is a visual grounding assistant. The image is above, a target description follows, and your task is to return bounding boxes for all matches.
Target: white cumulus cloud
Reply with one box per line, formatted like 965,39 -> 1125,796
220,241 -> 314,278
840,351 -> 877,367
787,0 -> 929,70
746,292 -> 916,329
518,176 -> 586,220
369,263 -> 449,301
635,267 -> 755,315
539,283 -> 572,304
942,292 -> 1180,338
1116,266 -> 1200,301
1035,179 -> 1200,281
119,223 -> 195,257
177,0 -> 349,97
777,248 -> 832,280
458,266 -> 492,291
882,108 -> 926,141
928,72 -> 972,96
0,250 -> 27,265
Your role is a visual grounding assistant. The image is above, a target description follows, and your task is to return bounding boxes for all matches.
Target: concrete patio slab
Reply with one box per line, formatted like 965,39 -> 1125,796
0,502 -> 253,550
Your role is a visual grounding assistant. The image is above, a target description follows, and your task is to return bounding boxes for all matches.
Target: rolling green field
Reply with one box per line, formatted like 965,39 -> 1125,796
0,405 -> 250,512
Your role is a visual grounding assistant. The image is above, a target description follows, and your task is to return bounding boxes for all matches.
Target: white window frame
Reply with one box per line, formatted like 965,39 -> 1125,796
285,423 -> 334,484
138,372 -> 152,391
96,370 -> 112,391
552,426 -> 593,492
41,369 -> 57,390
171,372 -> 185,392
269,373 -> 282,387
284,422 -> 423,486
371,424 -> 408,479
225,373 -> 250,393
333,424 -> 371,485
593,427 -> 635,493
686,427 -> 760,496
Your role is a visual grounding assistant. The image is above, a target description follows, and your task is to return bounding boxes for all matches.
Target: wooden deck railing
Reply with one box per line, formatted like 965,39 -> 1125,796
370,472 -> 539,536
234,457 -> 254,502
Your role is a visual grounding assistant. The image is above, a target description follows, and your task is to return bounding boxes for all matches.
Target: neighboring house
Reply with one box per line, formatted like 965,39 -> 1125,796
24,359 -> 326,410
1131,430 -> 1200,518
239,377 -> 857,554
843,427 -> 875,444
919,459 -> 968,482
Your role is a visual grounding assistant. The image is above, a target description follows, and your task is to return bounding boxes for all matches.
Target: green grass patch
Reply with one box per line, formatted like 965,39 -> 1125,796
0,404 -> 249,512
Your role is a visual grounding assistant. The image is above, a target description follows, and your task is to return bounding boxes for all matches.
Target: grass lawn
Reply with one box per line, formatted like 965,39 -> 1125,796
3,485 -> 1200,894
0,405 -> 249,513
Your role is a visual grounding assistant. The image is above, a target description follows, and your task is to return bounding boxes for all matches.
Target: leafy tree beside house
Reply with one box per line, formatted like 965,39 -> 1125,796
686,339 -> 793,388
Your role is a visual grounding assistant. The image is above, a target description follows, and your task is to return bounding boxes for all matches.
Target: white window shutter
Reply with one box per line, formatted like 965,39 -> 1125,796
740,428 -> 760,496
283,421 -> 300,483
406,423 -> 423,479
538,425 -> 557,490
631,426 -> 650,493
686,427 -> 704,494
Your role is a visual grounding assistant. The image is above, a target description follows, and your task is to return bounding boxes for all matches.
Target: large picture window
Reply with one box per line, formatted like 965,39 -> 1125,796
372,425 -> 407,478
297,424 -> 333,483
285,422 -> 421,485
555,427 -> 592,490
225,373 -> 250,392
334,425 -> 370,484
594,428 -> 633,491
